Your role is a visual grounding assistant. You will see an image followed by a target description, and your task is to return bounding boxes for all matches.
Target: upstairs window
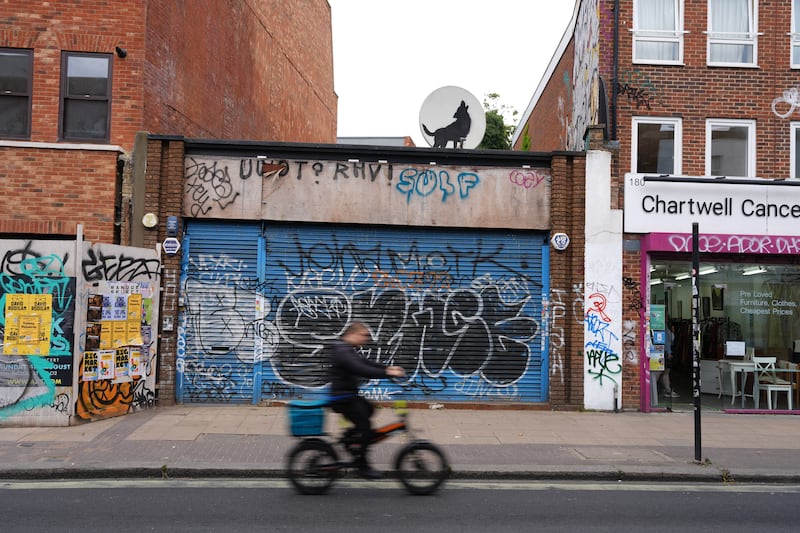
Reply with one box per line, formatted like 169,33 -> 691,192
705,119 -> 755,178
633,0 -> 684,64
708,0 -> 758,66
632,117 -> 682,174
793,0 -> 800,67
60,52 -> 111,141
0,48 -> 33,139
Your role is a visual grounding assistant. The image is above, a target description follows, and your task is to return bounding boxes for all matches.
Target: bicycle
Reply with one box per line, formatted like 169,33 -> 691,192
285,398 -> 450,495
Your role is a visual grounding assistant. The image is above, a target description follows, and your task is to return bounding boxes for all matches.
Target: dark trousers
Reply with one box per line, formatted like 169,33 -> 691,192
330,396 -> 374,465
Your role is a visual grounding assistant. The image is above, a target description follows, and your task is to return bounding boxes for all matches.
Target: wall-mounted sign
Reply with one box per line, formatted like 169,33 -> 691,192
624,173 -> 800,236
166,216 -> 179,237
419,86 -> 486,149
162,237 -> 181,256
551,232 -> 570,250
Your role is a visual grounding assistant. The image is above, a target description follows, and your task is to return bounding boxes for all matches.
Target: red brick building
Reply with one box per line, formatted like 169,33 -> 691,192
515,0 -> 800,412
0,0 -> 336,244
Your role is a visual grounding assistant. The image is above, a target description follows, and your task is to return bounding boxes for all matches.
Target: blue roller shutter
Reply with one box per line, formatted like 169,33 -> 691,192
178,220 -> 262,403
260,224 -> 547,404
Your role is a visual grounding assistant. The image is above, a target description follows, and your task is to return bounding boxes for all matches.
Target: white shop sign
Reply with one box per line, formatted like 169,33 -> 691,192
624,174 -> 800,237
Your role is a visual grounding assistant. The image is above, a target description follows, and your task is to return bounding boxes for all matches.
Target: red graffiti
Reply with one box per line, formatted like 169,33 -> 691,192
586,293 -> 612,322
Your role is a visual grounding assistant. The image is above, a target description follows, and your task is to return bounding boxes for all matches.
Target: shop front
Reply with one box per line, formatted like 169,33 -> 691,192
625,175 -> 800,412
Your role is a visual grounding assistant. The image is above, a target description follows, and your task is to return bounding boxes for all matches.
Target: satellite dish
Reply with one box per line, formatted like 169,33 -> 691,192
419,86 -> 486,149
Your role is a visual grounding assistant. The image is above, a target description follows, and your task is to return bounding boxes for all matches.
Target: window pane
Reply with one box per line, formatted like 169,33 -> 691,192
710,43 -> 753,64
63,99 -> 108,139
794,45 -> 800,66
638,0 -> 676,31
710,0 -> 750,33
637,123 -> 675,174
0,96 -> 28,136
66,56 -> 109,97
636,41 -> 678,61
0,51 -> 32,93
711,125 -> 748,177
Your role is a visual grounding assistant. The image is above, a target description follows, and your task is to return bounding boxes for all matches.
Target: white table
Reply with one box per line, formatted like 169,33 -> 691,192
718,360 -> 754,408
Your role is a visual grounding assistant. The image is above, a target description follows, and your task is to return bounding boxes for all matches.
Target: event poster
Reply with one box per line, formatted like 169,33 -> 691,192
98,350 -> 115,380
83,351 -> 99,381
3,293 -> 52,355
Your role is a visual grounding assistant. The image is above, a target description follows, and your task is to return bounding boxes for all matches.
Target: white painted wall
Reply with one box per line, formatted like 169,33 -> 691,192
584,150 -> 623,410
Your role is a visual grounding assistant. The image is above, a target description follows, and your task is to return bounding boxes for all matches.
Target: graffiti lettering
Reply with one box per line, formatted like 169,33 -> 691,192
509,169 -> 548,189
396,168 -> 480,203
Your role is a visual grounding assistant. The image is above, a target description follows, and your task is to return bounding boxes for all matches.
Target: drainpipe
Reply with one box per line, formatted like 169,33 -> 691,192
611,0 -> 620,141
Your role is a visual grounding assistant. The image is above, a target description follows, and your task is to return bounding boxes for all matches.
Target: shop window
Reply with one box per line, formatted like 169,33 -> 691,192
792,123 -> 800,179
793,0 -> 800,68
632,117 -> 681,174
633,0 -> 684,64
60,52 -> 111,142
707,0 -> 758,67
650,260 -> 800,405
705,119 -> 755,177
0,48 -> 33,139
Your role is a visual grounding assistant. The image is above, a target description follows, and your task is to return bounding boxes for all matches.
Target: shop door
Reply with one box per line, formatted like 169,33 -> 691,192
260,224 -> 548,404
178,221 -> 262,403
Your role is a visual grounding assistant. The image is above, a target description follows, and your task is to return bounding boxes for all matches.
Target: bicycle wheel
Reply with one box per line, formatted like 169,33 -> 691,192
393,441 -> 450,495
286,438 -> 340,495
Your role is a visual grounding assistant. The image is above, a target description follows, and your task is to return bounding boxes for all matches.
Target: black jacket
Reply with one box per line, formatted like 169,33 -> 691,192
327,339 -> 387,399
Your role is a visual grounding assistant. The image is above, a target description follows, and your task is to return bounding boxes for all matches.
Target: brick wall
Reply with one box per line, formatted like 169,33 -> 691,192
612,0 -> 796,179
143,0 -> 336,143
549,153 -> 587,408
141,137 -> 187,405
0,147 -> 120,243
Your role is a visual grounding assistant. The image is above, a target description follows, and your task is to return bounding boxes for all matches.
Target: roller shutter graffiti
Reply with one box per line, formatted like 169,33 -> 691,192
180,221 -> 548,404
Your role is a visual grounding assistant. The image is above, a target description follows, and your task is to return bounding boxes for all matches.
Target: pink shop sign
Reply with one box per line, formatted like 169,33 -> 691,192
645,233 -> 800,255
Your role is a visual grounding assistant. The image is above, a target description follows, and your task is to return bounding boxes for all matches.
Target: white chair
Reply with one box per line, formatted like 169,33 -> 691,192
753,357 -> 793,410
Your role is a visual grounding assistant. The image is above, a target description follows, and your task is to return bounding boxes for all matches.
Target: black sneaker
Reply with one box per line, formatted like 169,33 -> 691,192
357,467 -> 383,480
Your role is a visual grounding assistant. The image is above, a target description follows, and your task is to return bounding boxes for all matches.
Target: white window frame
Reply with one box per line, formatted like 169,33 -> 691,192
631,117 -> 682,175
705,119 -> 756,178
791,122 -> 800,179
707,0 -> 759,67
792,0 -> 800,68
632,0 -> 685,65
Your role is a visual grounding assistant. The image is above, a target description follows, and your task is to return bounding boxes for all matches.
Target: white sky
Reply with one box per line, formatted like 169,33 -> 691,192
329,1 -> 576,147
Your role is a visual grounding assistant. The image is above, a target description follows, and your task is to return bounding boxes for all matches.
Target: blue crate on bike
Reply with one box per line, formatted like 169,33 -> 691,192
288,400 -> 327,436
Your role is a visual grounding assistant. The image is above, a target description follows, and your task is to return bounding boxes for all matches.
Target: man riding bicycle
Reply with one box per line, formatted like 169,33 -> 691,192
327,321 -> 405,479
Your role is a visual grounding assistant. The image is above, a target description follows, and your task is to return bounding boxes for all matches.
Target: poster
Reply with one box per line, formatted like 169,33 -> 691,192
129,348 -> 143,378
3,293 -> 52,355
111,321 -> 128,348
100,321 -> 112,350
83,351 -> 99,381
649,344 -> 665,372
114,347 -> 130,381
98,350 -> 115,380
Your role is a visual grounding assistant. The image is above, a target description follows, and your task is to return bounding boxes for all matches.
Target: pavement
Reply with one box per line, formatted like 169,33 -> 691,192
1,402 -> 799,484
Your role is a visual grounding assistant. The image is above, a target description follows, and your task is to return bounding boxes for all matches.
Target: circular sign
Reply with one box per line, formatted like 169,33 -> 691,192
551,233 -> 570,251
419,86 -> 486,149
162,237 -> 181,256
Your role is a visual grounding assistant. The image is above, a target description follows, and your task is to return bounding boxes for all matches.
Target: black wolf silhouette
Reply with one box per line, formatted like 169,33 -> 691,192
423,100 -> 472,148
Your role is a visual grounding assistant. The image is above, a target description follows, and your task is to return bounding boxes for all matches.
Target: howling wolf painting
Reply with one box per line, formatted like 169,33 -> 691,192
422,100 -> 472,148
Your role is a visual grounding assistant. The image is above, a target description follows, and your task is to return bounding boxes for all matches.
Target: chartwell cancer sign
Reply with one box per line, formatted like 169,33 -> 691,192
624,174 -> 800,236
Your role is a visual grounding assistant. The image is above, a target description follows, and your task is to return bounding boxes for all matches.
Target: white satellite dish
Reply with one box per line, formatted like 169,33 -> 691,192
419,86 -> 486,149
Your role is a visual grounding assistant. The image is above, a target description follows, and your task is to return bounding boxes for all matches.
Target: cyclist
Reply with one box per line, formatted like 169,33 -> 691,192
327,321 -> 405,479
